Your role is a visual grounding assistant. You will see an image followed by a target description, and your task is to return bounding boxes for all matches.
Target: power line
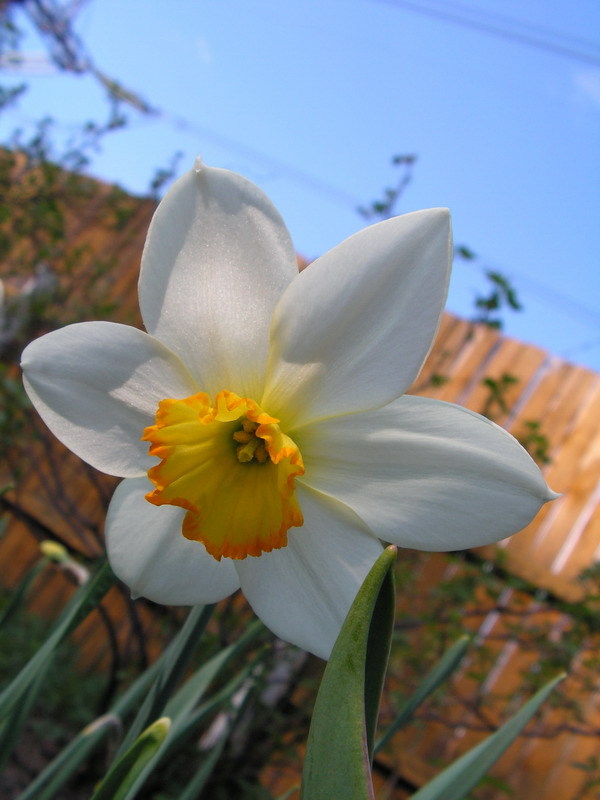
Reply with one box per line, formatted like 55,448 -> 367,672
458,254 -> 600,330
370,0 -> 600,66
561,335 -> 600,359
401,0 -> 600,52
159,112 -> 365,208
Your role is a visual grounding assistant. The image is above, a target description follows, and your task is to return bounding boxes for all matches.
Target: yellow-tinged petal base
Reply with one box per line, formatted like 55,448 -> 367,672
142,390 -> 304,561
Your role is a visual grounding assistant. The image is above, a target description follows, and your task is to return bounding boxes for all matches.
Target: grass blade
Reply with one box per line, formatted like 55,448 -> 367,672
374,635 -> 471,754
116,603 -> 215,756
411,673 -> 564,800
0,561 -> 47,630
0,560 -> 115,721
18,608 -> 218,800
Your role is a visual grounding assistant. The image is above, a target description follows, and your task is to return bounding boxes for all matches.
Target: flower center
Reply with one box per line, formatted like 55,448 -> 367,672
233,419 -> 269,463
142,390 -> 304,561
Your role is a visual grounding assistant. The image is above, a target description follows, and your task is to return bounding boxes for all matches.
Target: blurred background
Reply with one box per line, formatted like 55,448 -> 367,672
1,3 -> 600,799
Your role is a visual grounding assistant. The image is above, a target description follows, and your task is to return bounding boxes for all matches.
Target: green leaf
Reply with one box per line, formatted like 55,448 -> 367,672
18,609 -> 225,800
300,545 -> 397,800
20,617 -> 265,800
18,714 -> 122,800
0,560 -> 114,722
364,551 -> 396,760
90,717 -> 171,800
121,623 -> 266,798
410,673 -> 564,800
120,666 -> 257,798
175,677 -> 256,800
0,667 -> 49,773
116,603 -> 215,757
0,559 -> 47,630
375,635 -> 470,754
455,245 -> 475,260
163,618 -> 264,720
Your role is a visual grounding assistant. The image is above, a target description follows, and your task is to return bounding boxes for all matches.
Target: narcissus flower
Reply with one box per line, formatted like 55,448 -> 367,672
22,159 -> 556,659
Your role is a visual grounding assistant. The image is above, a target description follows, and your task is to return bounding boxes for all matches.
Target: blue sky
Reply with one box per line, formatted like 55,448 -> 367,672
3,0 -> 600,370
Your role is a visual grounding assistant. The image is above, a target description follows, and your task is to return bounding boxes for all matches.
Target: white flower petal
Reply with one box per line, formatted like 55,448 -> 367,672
297,395 -> 557,552
106,477 -> 241,604
235,484 -> 383,659
21,322 -> 199,477
139,163 -> 298,400
262,209 -> 452,427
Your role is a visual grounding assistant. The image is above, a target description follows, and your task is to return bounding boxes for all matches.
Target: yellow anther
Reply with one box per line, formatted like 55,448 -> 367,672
255,442 -> 268,463
233,430 -> 252,444
242,419 -> 258,433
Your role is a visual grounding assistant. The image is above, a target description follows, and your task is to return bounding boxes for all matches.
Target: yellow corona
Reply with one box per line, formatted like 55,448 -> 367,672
142,390 -> 304,561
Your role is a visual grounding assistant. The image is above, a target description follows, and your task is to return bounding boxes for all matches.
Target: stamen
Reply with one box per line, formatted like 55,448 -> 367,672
233,417 -> 272,464
255,442 -> 268,463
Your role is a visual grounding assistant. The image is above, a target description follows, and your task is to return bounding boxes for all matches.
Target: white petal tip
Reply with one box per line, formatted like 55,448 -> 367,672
193,155 -> 205,173
413,206 -> 450,222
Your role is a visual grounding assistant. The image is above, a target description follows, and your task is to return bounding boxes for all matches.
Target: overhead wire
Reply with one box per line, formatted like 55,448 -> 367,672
163,113 -> 364,208
560,336 -> 600,359
386,0 -> 600,52
369,0 -> 600,66
459,255 -> 600,329
457,254 -> 600,360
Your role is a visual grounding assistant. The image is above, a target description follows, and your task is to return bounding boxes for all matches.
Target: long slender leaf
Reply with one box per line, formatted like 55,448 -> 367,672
163,660 -> 256,753
19,670 -> 162,800
116,603 -> 215,756
0,560 -> 115,721
176,682 -> 256,800
120,666 -> 258,798
374,635 -> 471,754
18,714 -> 123,800
411,673 -> 564,800
364,554 -> 396,760
19,616 -> 265,800
0,560 -> 47,630
90,717 -> 171,800
164,619 -> 264,720
0,667 -> 50,773
0,553 -> 95,768
122,623 -> 266,798
301,545 -> 397,800
18,607 -> 218,800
